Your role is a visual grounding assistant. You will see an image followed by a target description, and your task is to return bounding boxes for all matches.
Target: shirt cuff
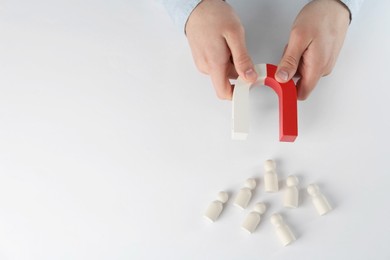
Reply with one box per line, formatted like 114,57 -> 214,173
339,0 -> 364,21
162,0 -> 203,34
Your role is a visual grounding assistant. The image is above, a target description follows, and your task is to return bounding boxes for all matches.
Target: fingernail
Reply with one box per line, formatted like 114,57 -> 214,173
245,68 -> 257,81
276,70 -> 289,82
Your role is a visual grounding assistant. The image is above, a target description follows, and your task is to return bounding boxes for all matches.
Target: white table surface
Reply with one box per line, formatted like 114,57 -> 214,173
1,0 -> 389,259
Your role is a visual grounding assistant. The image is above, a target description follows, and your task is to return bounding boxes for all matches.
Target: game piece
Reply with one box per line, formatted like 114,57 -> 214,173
264,160 -> 278,192
234,178 -> 257,209
231,63 -> 298,142
270,213 -> 296,246
307,184 -> 332,215
284,175 -> 299,208
264,159 -> 276,172
241,202 -> 267,233
204,191 -> 229,222
264,170 -> 278,192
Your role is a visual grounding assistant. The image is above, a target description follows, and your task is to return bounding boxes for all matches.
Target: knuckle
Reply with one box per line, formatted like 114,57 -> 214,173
323,69 -> 332,77
319,61 -> 333,77
323,62 -> 335,76
235,23 -> 245,36
195,61 -> 209,75
215,88 -> 231,100
209,60 -> 224,68
216,91 -> 229,100
283,55 -> 299,69
234,53 -> 251,67
290,26 -> 307,40
298,94 -> 309,101
225,22 -> 245,37
198,66 -> 208,75
298,87 -> 310,101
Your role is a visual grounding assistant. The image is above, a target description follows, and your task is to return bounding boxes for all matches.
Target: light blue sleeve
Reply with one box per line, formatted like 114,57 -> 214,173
161,0 -> 202,33
339,0 -> 365,20
161,0 -> 364,34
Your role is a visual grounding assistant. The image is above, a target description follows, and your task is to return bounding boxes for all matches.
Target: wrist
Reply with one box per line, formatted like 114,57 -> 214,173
330,0 -> 352,23
185,0 -> 226,34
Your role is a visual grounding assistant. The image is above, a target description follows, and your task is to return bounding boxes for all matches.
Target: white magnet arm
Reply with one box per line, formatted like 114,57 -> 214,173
232,64 -> 267,140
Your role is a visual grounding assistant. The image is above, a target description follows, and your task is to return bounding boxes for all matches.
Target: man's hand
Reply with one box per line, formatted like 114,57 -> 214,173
186,0 -> 257,100
275,0 -> 350,100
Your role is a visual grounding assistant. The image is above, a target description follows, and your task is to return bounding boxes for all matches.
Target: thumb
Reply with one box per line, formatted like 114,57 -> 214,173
276,35 -> 308,83
225,30 -> 257,83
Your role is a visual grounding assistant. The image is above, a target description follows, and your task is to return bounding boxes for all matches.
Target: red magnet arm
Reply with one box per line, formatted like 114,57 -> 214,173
264,64 -> 297,142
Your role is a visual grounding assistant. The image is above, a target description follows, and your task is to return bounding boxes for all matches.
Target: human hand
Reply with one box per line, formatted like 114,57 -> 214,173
185,0 -> 257,100
275,0 -> 350,100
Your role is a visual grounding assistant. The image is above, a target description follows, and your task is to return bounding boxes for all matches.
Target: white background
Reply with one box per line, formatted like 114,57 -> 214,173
0,0 -> 389,259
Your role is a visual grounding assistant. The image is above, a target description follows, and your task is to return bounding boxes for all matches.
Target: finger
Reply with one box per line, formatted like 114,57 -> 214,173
227,63 -> 239,79
210,64 -> 233,100
276,31 -> 311,83
224,28 -> 257,83
296,66 -> 322,100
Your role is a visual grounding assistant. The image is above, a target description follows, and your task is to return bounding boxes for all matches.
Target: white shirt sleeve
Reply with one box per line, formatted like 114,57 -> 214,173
339,0 -> 365,21
160,0 -> 364,34
160,0 -> 202,33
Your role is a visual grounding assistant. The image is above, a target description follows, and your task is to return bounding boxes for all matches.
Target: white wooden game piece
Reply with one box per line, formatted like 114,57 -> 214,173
204,191 -> 229,222
264,159 -> 276,172
234,178 -> 257,209
307,184 -> 332,215
241,202 -> 266,233
283,175 -> 299,208
270,213 -> 296,246
232,64 -> 267,140
264,160 -> 278,192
